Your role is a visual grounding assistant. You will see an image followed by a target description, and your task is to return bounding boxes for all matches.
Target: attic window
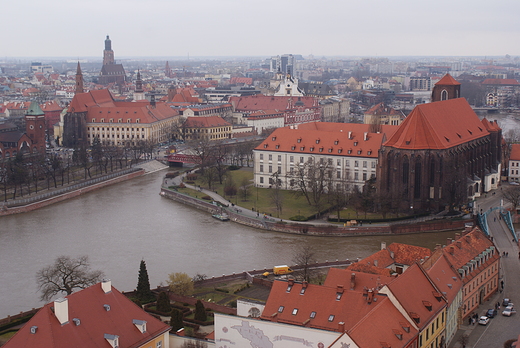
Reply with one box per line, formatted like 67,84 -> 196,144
400,322 -> 410,333
297,138 -> 302,143
264,144 -> 268,148
328,315 -> 335,322
118,119 -> 122,123
291,146 -> 296,150
393,329 -> 403,340
310,311 -> 316,318
405,140 -> 410,145
101,119 -> 105,123
275,145 -> 280,149
92,118 -> 96,122
104,334 -> 119,348
30,326 -> 38,334
310,147 -> 314,152
328,148 -> 333,153
357,150 -> 362,155
127,119 -> 131,123
300,146 -> 305,151
354,141 -> 358,146
410,312 -> 420,324
316,139 -> 320,144
300,288 -> 306,295
109,118 -> 113,123
338,149 -> 343,154
423,301 -> 433,311
444,136 -> 450,142
278,306 -> 284,313
133,319 -> 147,333
336,293 -> 343,301
319,147 -> 323,153
286,284 -> 293,292
478,127 -> 483,131
456,133 -> 462,138
367,150 -> 372,155
432,291 -> 443,301
334,140 -> 339,145
136,119 -> 140,123
292,308 -> 298,315
348,149 -> 352,154
272,136 -> 276,141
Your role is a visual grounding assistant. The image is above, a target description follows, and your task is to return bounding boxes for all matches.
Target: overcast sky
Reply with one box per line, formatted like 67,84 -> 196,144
2,0 -> 519,59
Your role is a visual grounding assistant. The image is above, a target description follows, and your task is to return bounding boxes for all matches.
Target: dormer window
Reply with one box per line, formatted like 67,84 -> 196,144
275,145 -> 280,149
104,334 -> 119,348
278,306 -> 284,313
316,139 -> 320,144
136,119 -> 140,123
264,144 -> 268,148
354,141 -> 358,146
133,319 -> 147,333
297,138 -> 302,143
292,308 -> 298,315
328,315 -> 335,322
367,150 -> 372,155
310,147 -> 314,151
109,118 -> 113,123
92,118 -> 96,123
118,119 -> 122,123
300,146 -> 305,151
291,146 -> 296,150
310,311 -> 316,318
348,149 -> 352,154
357,150 -> 362,155
272,136 -> 276,141
100,118 -> 105,123
127,119 -> 131,123
334,140 -> 339,145
338,148 -> 343,153
286,284 -> 293,292
336,293 -> 342,301
423,301 -> 433,311
73,318 -> 81,326
300,288 -> 306,295
328,148 -> 333,153
319,147 -> 323,152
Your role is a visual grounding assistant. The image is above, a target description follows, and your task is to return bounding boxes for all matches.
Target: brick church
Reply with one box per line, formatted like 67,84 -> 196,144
98,35 -> 126,85
377,74 -> 502,213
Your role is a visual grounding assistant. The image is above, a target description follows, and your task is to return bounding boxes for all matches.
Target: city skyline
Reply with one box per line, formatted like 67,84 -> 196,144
2,0 -> 520,58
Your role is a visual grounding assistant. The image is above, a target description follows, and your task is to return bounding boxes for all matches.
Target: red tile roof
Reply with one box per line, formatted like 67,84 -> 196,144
183,116 -> 231,128
441,227 -> 496,270
384,264 -> 446,330
435,74 -> 461,86
255,123 -> 397,158
423,251 -> 462,305
324,268 -> 395,290
365,102 -> 402,116
383,98 -> 490,150
230,95 -> 318,112
387,243 -> 432,265
40,100 -> 63,112
86,103 -> 178,124
4,282 -> 170,348
261,280 -> 388,332
482,78 -> 520,86
510,144 -> 520,161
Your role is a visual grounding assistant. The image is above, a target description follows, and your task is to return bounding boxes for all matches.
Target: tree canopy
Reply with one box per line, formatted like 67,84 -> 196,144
167,272 -> 194,296
136,259 -> 153,301
36,255 -> 104,301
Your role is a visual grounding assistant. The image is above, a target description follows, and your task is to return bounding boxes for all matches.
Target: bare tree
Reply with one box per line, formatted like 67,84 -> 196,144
292,245 -> 316,282
36,255 -> 105,301
503,187 -> 520,212
269,172 -> 284,217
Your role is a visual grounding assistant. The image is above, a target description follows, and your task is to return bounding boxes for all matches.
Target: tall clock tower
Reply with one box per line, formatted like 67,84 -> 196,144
25,101 -> 46,153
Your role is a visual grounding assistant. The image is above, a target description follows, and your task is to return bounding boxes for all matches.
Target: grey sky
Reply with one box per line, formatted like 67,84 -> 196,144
2,0 -> 519,58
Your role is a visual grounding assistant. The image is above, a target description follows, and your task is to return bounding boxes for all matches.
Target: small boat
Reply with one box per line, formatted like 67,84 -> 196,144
212,213 -> 229,221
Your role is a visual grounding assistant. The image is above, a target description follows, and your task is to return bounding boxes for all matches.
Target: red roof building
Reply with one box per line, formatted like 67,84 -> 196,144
182,116 -> 232,141
508,143 -> 520,182
3,280 -> 170,348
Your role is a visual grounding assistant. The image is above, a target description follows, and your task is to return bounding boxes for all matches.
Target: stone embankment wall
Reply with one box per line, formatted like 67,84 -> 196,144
0,170 -> 144,216
0,308 -> 39,327
160,188 -> 469,236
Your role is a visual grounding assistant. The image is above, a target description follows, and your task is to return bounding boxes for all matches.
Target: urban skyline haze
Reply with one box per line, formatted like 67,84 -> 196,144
2,0 -> 519,59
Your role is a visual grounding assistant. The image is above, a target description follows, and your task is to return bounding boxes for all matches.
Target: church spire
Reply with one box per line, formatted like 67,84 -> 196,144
75,61 -> 84,94
135,69 -> 143,93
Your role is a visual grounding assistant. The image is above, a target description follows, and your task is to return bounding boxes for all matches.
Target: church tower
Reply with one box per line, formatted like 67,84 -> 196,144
25,101 -> 46,153
103,35 -> 115,65
165,61 -> 172,78
75,62 -> 84,94
431,73 -> 461,102
133,70 -> 145,101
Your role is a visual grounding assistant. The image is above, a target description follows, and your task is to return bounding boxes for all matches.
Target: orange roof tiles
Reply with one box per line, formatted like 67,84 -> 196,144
384,98 -> 490,150
510,144 -> 520,161
4,282 -> 170,348
183,116 -> 231,128
435,73 -> 461,86
424,252 -> 462,306
230,95 -> 317,112
324,268 -> 395,289
482,78 -> 520,86
441,227 -> 496,270
255,123 -> 397,158
384,264 -> 446,330
387,243 -> 432,265
365,102 -> 402,116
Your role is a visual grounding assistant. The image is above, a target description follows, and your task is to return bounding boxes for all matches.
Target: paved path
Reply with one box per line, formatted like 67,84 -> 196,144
449,186 -> 520,348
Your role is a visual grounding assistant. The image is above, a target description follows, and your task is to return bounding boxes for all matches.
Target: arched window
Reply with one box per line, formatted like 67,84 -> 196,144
414,159 -> 422,199
441,90 -> 448,101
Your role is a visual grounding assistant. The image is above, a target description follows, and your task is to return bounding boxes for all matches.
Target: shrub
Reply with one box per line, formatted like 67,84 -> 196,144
186,181 -> 195,184
201,195 -> 211,200
228,165 -> 241,171
228,300 -> 237,308
289,215 -> 308,221
186,173 -> 198,181
179,183 -> 186,188
132,298 -> 142,307
194,300 -> 207,322
224,185 -> 237,196
170,308 -> 184,332
156,291 -> 172,313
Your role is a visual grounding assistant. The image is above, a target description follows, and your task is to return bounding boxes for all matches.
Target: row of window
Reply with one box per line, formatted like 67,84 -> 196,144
419,311 -> 445,346
87,133 -> 144,139
277,306 -> 330,321
259,154 -> 376,168
91,118 -> 140,123
88,127 -> 145,132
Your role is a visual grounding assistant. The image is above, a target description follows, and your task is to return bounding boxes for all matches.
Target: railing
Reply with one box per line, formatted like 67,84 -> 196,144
0,167 -> 140,208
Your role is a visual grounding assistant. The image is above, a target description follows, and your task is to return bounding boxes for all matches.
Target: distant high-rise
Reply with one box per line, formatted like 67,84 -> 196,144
165,61 -> 172,78
269,54 -> 295,75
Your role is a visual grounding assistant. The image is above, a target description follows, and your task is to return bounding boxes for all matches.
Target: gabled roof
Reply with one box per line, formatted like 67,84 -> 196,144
365,102 -> 402,116
68,89 -> 115,113
482,78 -> 520,86
255,123 -> 397,158
229,95 -> 317,112
383,98 -> 490,150
383,264 -> 446,330
510,144 -> 520,161
4,282 -> 170,348
260,280 -> 387,332
387,243 -> 432,265
324,268 -> 395,290
183,116 -> 231,128
423,251 -> 462,305
348,296 -> 418,348
40,100 -> 63,112
435,73 -> 461,86
441,227 -> 496,270
86,103 -> 178,124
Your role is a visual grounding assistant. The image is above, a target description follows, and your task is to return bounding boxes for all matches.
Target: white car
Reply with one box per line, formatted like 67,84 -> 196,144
478,316 -> 490,325
502,308 -> 517,316
510,182 -> 519,185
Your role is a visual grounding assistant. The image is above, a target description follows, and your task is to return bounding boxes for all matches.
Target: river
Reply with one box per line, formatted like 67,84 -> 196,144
0,169 -> 460,318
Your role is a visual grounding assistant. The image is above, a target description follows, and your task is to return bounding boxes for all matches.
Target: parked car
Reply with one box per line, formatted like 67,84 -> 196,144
502,308 -> 517,316
486,309 -> 498,318
503,298 -> 511,306
478,316 -> 490,325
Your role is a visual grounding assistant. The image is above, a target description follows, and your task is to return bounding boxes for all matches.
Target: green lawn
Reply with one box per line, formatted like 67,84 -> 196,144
181,168 -> 328,219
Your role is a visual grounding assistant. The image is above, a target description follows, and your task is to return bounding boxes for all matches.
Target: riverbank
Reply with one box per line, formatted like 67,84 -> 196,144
0,168 -> 145,217
160,186 -> 470,236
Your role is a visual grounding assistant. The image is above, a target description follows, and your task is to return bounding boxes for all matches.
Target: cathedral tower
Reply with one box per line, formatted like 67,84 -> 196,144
25,101 -> 46,153
103,35 -> 115,65
75,62 -> 84,94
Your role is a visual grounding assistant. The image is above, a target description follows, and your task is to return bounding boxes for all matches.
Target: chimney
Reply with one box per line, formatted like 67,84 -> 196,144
455,233 -> 461,240
456,241 -> 462,249
367,289 -> 374,304
350,273 -> 356,290
302,281 -> 308,288
54,298 -> 69,325
338,322 -> 345,332
348,131 -> 352,139
364,132 -> 368,141
374,260 -> 378,267
102,279 -> 112,294
390,251 -> 395,259
337,285 -> 344,294
381,242 -> 387,250
447,238 -> 452,245
449,246 -> 455,254
435,243 -> 441,250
